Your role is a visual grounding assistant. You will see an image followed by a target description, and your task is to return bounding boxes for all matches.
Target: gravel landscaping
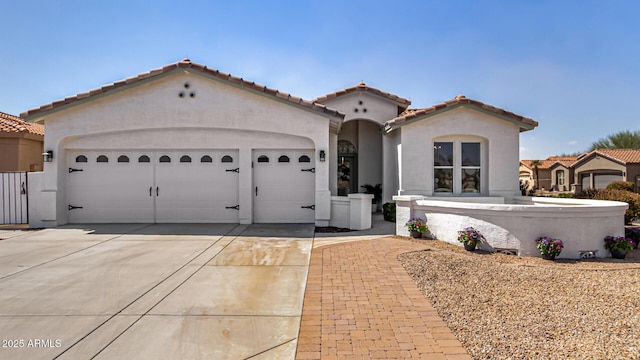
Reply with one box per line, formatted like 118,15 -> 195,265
398,239 -> 640,360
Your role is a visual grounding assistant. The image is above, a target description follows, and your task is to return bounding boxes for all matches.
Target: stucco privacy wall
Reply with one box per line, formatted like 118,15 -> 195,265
34,70 -> 337,227
396,107 -> 521,200
395,196 -> 628,259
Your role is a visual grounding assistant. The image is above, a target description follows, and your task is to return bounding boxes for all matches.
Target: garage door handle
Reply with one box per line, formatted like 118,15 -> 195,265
156,187 -> 159,197
255,186 -> 258,196
149,186 -> 152,197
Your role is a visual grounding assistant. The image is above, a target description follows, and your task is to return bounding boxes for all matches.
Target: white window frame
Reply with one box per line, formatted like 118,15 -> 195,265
433,138 -> 486,196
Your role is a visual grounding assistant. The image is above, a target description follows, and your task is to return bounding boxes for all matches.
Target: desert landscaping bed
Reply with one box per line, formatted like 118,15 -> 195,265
398,239 -> 640,359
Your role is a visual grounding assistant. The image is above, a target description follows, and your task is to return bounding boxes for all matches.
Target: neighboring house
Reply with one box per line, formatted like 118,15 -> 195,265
22,59 -> 537,227
519,156 -> 577,192
572,149 -> 640,192
0,111 -> 44,172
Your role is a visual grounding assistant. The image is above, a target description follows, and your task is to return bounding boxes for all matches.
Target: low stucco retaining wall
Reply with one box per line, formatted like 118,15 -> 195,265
394,195 -> 629,259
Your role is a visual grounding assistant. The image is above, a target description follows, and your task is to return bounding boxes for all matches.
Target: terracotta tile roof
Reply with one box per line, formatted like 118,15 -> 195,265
0,111 -> 44,136
520,156 -> 578,170
582,149 -> 640,164
313,82 -> 411,108
21,59 -> 345,123
385,95 -> 538,133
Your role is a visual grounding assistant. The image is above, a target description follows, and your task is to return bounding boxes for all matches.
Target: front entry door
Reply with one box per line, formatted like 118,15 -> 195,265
337,155 -> 357,196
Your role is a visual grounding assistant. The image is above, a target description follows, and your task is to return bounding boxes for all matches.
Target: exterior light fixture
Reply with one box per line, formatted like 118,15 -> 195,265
42,150 -> 53,162
319,150 -> 326,162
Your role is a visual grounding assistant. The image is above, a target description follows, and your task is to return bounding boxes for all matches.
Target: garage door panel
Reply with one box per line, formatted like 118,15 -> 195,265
67,150 -> 239,224
67,151 -> 154,223
253,150 -> 315,223
155,150 -> 239,223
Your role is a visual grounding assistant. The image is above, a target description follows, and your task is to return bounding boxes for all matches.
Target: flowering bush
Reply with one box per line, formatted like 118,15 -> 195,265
604,236 -> 636,251
457,227 -> 485,246
405,217 -> 427,233
535,236 -> 564,257
625,227 -> 640,249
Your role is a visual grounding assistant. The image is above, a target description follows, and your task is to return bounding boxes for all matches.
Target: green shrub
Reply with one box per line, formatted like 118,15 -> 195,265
606,181 -> 635,192
577,188 -> 640,224
382,202 -> 396,222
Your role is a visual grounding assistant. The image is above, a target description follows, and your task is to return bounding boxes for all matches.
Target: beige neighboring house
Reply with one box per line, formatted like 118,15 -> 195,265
572,149 -> 640,192
519,156 -> 577,192
0,111 -> 44,172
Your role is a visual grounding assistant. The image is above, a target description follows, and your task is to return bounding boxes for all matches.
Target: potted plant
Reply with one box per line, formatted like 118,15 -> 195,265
457,227 -> 485,251
604,235 -> 636,259
406,217 -> 427,238
361,184 -> 382,212
535,236 -> 564,260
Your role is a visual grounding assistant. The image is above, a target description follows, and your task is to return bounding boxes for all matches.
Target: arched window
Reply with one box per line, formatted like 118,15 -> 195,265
180,155 -> 192,163
97,155 -> 109,163
159,155 -> 171,163
75,155 -> 88,163
117,155 -> 130,163
200,155 -> 213,163
221,155 -> 233,163
257,155 -> 269,163
278,155 -> 290,163
298,155 -> 311,163
138,155 -> 151,163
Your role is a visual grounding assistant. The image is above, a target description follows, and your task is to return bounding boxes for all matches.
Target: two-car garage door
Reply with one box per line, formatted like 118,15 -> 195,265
67,150 -> 240,223
66,149 -> 315,224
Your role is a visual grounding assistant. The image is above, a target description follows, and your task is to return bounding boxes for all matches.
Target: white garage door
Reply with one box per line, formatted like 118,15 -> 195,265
253,150 -> 315,223
67,150 -> 239,223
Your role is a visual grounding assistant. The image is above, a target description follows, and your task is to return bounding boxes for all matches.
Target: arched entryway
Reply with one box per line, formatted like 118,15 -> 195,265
336,119 -> 383,196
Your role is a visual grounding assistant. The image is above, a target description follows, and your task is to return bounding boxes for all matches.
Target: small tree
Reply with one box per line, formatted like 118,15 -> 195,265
529,160 -> 541,190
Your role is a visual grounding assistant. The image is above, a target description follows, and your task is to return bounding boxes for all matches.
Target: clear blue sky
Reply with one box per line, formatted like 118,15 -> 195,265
2,0 -> 639,160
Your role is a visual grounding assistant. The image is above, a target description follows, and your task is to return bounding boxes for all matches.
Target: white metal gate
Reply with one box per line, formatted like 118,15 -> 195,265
1,172 -> 28,225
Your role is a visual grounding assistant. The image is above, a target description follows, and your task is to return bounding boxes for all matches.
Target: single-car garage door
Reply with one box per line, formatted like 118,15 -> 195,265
253,149 -> 315,223
67,150 -> 239,223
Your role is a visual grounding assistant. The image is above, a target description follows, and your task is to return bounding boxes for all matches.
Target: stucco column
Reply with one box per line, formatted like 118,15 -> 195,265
238,147 -> 252,224
382,131 -> 398,204
329,133 -> 337,196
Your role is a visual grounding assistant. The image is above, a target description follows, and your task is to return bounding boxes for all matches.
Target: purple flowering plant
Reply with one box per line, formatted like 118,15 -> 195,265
604,236 -> 636,251
535,236 -> 564,257
457,227 -> 485,246
405,217 -> 427,233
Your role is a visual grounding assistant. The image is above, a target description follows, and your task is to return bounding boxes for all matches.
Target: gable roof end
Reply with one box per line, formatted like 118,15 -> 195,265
573,149 -> 640,167
21,59 -> 345,129
314,82 -> 411,112
384,95 -> 538,133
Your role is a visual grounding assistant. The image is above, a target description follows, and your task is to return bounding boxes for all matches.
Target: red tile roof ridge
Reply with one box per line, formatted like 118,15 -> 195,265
386,95 -> 538,132
0,111 -> 44,136
21,59 -> 345,121
588,148 -> 640,164
313,82 -> 411,107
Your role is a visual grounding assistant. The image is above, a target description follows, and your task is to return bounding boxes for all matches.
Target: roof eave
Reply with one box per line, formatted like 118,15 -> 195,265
384,103 -> 538,134
22,62 -> 345,128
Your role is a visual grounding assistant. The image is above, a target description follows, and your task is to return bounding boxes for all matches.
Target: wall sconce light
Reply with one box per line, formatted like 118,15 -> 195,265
42,150 -> 53,163
319,150 -> 326,162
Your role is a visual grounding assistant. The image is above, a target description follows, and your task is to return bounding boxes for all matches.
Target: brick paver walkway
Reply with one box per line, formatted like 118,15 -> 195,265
296,237 -> 472,360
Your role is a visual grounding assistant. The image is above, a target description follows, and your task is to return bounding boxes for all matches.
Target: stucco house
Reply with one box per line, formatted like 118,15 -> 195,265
22,59 -> 537,228
572,149 -> 640,192
0,111 -> 44,172
520,156 -> 577,192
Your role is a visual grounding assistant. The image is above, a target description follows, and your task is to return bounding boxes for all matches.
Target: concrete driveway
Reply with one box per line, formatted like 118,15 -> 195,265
0,223 -> 314,360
